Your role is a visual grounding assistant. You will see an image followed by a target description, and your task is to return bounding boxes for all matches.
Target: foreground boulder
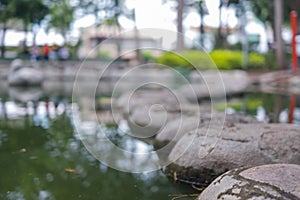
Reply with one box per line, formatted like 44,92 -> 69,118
165,124 -> 300,186
198,164 -> 300,200
154,113 -> 258,168
155,112 -> 258,146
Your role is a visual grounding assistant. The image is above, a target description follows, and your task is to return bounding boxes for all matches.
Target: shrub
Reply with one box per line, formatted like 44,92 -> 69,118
263,53 -> 276,70
182,50 -> 215,69
248,53 -> 266,69
210,50 -> 266,70
98,50 -> 111,60
141,51 -> 155,62
156,52 -> 190,68
156,50 -> 215,70
156,50 -> 266,70
209,50 -> 242,70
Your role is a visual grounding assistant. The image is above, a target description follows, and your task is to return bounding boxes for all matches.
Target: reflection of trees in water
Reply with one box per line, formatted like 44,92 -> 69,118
224,93 -> 299,124
0,96 -> 69,128
0,104 -> 195,200
72,104 -> 162,173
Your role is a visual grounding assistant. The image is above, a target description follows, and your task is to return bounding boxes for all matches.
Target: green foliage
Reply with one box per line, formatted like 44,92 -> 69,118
248,53 -> 266,69
76,0 -> 122,26
156,50 -> 267,70
156,50 -> 214,70
209,50 -> 242,70
98,50 -> 111,60
103,18 -> 118,25
245,98 -> 263,110
156,52 -> 189,68
210,50 -> 266,70
215,97 -> 262,114
48,0 -> 74,38
11,0 -> 48,24
141,51 -> 155,62
263,53 -> 276,70
249,0 -> 298,27
0,0 -> 14,23
215,102 -> 242,111
182,50 -> 214,69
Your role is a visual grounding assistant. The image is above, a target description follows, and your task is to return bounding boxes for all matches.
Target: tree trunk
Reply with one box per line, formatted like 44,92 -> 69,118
199,0 -> 205,48
274,0 -> 286,69
218,1 -> 223,42
62,29 -> 67,44
240,0 -> 248,68
23,20 -> 28,54
114,0 -> 122,58
1,22 -> 7,58
176,0 -> 184,51
133,8 -> 141,63
32,25 -> 37,46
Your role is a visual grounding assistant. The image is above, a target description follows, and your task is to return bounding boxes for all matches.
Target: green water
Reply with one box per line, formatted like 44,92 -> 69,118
0,98 -> 196,200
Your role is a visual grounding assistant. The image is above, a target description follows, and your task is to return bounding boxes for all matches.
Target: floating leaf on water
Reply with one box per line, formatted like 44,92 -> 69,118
18,148 -> 27,153
64,168 -> 77,173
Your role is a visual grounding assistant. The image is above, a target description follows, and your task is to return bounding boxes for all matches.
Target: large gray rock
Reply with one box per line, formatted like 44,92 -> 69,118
180,70 -> 249,102
126,103 -> 201,138
155,112 -> 258,145
198,164 -> 300,200
166,124 -> 300,185
116,87 -> 188,114
154,112 -> 258,167
8,59 -> 43,86
116,87 -> 191,138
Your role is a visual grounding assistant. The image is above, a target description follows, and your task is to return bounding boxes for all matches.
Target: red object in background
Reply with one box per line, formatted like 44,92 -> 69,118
43,44 -> 50,56
288,94 -> 297,124
290,11 -> 298,74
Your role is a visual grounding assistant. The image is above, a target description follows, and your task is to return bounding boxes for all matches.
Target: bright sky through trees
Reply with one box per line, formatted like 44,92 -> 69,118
1,0 -> 265,48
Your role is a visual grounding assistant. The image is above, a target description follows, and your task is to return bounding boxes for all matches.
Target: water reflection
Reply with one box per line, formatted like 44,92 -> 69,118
224,92 -> 300,125
0,90 -> 195,200
72,103 -> 161,173
0,99 -> 68,129
1,86 -> 299,200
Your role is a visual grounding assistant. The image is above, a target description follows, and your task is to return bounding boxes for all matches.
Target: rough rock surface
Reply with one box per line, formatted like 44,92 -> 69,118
155,112 -> 258,145
154,113 -> 258,167
126,103 -> 201,138
165,124 -> 300,186
117,87 -> 201,138
180,70 -> 249,102
116,88 -> 188,114
198,164 -> 300,200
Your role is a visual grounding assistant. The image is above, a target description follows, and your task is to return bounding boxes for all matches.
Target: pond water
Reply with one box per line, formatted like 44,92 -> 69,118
224,92 -> 300,124
0,92 -> 197,200
0,87 -> 299,200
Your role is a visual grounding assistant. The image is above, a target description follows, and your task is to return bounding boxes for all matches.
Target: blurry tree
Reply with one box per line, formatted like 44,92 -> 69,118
195,0 -> 209,48
12,0 -> 48,52
176,0 -> 184,51
76,0 -> 122,26
175,0 -> 209,50
47,0 -> 74,42
0,0 -> 14,58
250,0 -> 300,35
288,1 -> 300,31
249,0 -> 299,69
250,0 -> 275,34
215,0 -> 239,48
75,0 -> 126,58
